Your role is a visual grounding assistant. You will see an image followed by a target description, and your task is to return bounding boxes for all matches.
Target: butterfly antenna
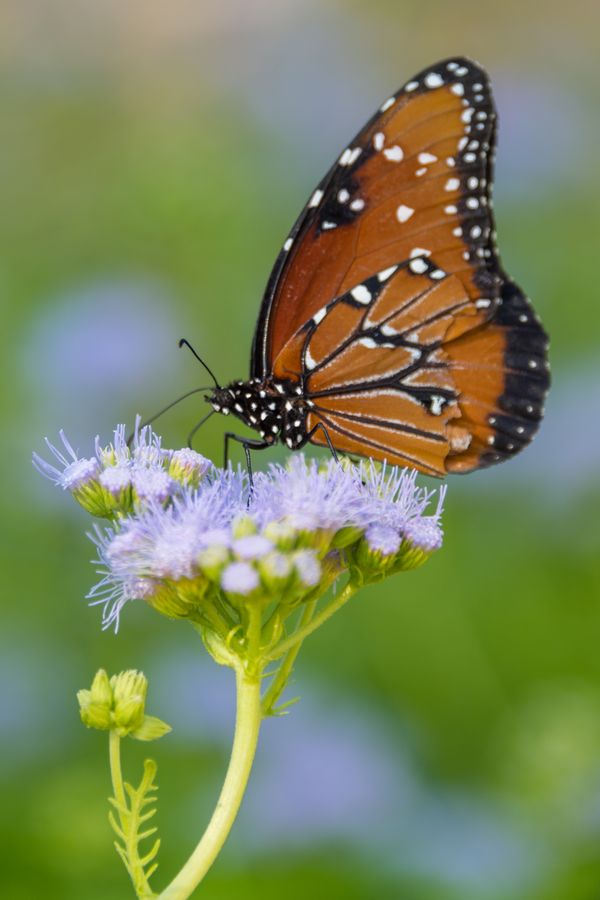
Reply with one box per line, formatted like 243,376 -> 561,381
178,338 -> 221,388
126,386 -> 214,447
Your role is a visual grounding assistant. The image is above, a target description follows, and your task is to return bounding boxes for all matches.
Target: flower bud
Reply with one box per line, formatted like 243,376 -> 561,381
263,520 -> 298,551
293,550 -> 321,587
231,515 -> 257,539
221,561 -> 260,597
258,551 -> 293,593
90,667 -> 113,706
110,670 -> 148,736
99,466 -> 134,514
198,545 -> 231,580
168,448 -> 211,488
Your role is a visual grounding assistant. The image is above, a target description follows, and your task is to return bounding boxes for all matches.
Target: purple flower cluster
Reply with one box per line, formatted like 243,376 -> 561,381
33,419 -> 211,514
34,424 -> 446,629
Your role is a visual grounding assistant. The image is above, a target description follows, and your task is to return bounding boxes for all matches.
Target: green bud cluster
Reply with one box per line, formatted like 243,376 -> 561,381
77,669 -> 171,741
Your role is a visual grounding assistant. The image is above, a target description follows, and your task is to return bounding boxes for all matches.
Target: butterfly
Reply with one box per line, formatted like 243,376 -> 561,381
203,56 -> 550,477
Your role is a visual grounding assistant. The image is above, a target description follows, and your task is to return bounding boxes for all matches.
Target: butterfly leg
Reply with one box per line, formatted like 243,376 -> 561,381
305,422 -> 339,463
223,431 -> 271,486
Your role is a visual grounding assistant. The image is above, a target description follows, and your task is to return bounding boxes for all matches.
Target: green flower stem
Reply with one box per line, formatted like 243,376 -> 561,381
158,668 -> 262,900
109,731 -> 156,899
266,580 -> 358,662
261,600 -> 317,716
109,729 -> 126,813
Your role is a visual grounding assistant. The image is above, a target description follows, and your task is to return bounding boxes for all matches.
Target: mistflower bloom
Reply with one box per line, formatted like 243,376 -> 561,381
169,448 -> 212,487
250,455 -> 364,535
34,422 -> 447,631
34,419 -> 212,520
33,431 -> 99,491
365,524 -> 402,558
99,465 -> 132,496
232,535 -> 274,560
293,550 -> 321,587
222,562 -> 260,596
132,467 -> 175,503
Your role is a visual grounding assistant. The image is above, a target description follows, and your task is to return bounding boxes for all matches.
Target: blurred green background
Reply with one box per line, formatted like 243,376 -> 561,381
2,1 -> 599,898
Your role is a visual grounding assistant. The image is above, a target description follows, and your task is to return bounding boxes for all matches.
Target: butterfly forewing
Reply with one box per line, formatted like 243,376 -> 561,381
252,57 -> 500,379
245,56 -> 549,474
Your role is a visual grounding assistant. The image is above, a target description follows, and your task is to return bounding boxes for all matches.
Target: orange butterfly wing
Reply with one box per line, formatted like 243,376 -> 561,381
253,57 -> 549,475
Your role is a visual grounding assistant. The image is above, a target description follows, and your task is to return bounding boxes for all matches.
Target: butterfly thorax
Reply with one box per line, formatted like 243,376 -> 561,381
207,379 -> 309,448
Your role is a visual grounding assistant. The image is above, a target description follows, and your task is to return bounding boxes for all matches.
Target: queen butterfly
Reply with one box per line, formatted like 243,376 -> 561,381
205,57 -> 550,476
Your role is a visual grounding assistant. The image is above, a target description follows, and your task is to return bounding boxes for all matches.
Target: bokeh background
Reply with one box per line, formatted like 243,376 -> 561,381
2,2 -> 599,898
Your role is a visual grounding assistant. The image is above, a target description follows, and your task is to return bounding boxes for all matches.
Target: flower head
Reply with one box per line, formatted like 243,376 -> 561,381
35,422 -> 447,631
33,417 -> 213,519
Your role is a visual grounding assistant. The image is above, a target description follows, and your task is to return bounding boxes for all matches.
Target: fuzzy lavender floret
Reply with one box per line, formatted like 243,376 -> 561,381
32,431 -> 99,491
221,562 -> 259,595
365,524 -> 402,557
249,456 -> 364,533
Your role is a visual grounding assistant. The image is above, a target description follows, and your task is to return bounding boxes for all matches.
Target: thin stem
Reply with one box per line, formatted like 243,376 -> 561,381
109,731 -> 157,899
261,600 -> 317,716
109,729 -> 126,812
266,580 -> 358,661
158,669 -> 262,900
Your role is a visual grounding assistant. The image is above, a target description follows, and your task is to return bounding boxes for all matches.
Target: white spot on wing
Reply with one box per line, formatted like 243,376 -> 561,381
283,237 -> 293,251
377,265 -> 398,282
351,284 -> 372,304
424,72 -> 443,88
396,204 -> 414,223
373,132 -> 385,150
339,147 -> 361,166
430,395 -> 445,415
418,152 -> 437,164
409,258 -> 428,274
383,145 -> 404,162
380,96 -> 395,111
305,348 -> 317,370
308,189 -> 323,208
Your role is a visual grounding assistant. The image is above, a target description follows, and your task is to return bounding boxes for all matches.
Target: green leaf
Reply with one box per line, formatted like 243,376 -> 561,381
131,715 -> 172,742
